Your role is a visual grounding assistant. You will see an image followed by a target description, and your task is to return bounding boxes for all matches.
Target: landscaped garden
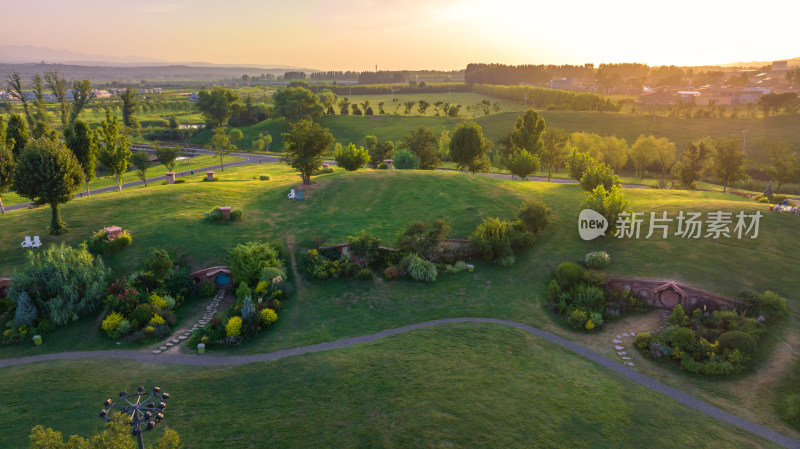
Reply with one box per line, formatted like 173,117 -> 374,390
1,161 -> 800,444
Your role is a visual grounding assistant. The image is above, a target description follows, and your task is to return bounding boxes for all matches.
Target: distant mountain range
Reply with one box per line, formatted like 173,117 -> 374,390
0,45 -> 317,71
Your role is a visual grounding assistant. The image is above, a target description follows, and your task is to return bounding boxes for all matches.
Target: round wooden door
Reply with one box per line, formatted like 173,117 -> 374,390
660,289 -> 680,308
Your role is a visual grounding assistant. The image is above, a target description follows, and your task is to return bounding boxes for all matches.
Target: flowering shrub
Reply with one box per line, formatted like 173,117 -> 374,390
148,293 -> 168,310
634,294 -> 782,376
149,314 -> 166,326
260,308 -> 278,326
584,251 -> 611,269
102,312 -> 125,337
307,249 -> 361,279
225,316 -> 242,337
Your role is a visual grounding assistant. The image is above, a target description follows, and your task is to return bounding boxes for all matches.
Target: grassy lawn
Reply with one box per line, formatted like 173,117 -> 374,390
0,323 -> 780,448
1,165 -> 798,436
1,154 -> 244,207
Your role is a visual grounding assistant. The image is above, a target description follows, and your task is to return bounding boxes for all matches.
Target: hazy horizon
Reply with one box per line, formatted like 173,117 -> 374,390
2,0 -> 799,71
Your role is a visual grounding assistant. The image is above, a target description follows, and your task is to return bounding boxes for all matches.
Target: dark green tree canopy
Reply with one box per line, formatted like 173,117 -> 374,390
119,87 -> 139,129
13,138 -> 84,233
281,119 -> 335,184
273,87 -> 324,123
64,119 -> 97,184
449,121 -> 491,173
197,87 -> 239,128
509,107 -> 546,157
6,114 -> 29,158
334,143 -> 369,171
401,126 -> 440,170
0,136 -> 14,214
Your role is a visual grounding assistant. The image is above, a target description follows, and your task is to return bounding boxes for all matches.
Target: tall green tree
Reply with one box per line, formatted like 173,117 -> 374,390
119,87 -> 139,131
579,185 -> 632,235
401,126 -> 440,170
0,123 -> 14,214
7,71 -> 34,128
155,142 -> 182,172
630,135 -> 661,178
505,149 -> 539,179
449,121 -> 491,173
6,114 -> 28,158
370,140 -> 394,168
509,107 -> 546,158
540,127 -> 571,181
674,139 -> 711,189
206,127 -> 236,171
13,138 -> 84,233
31,74 -> 49,138
334,143 -> 370,171
602,136 -> 630,172
272,87 -> 324,122
64,120 -> 97,196
44,71 -> 70,128
281,119 -> 335,184
197,87 -> 239,127
580,160 -> 620,192
566,148 -> 595,181
651,137 -> 677,187
97,112 -> 132,191
131,151 -> 151,187
69,79 -> 92,125
708,137 -> 748,192
764,140 -> 798,191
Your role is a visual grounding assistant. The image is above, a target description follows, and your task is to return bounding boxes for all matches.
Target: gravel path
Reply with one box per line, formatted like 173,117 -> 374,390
0,317 -> 797,448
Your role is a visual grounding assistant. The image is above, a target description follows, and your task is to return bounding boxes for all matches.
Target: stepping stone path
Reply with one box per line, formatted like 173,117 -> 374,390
152,289 -> 225,355
611,311 -> 664,367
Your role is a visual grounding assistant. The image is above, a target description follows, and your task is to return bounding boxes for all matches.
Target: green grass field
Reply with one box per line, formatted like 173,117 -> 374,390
0,324 -> 780,448
1,154 -> 244,207
1,163 -> 799,439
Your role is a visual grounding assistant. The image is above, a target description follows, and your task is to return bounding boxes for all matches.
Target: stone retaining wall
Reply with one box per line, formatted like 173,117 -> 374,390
607,277 -> 742,310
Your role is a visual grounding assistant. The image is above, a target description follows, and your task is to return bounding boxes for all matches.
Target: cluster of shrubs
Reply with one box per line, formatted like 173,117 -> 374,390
189,241 -> 289,349
206,207 -> 244,222
634,291 -> 787,376
87,228 -> 133,254
307,230 -> 397,280
548,252 -> 646,330
99,248 -> 201,343
754,193 -> 789,204
308,200 -> 549,284
4,243 -> 109,345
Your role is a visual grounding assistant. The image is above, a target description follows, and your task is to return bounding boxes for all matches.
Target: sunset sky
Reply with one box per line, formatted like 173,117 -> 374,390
3,0 -> 798,70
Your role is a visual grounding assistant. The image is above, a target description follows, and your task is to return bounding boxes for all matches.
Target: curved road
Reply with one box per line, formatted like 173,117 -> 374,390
0,317 -> 797,448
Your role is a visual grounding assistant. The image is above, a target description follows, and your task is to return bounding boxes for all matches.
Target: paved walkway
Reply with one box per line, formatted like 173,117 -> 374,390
0,317 -> 797,448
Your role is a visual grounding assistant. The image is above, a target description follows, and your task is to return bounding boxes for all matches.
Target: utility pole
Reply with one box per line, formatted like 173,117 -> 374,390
742,129 -> 749,154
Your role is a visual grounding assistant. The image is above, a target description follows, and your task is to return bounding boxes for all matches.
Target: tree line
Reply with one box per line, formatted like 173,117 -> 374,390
473,83 -> 618,112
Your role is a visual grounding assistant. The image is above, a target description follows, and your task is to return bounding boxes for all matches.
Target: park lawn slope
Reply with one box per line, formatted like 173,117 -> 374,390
0,323 -> 780,448
0,166 -> 798,436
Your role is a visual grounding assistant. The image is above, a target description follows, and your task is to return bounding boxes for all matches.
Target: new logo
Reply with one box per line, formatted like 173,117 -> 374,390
578,209 -> 608,241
